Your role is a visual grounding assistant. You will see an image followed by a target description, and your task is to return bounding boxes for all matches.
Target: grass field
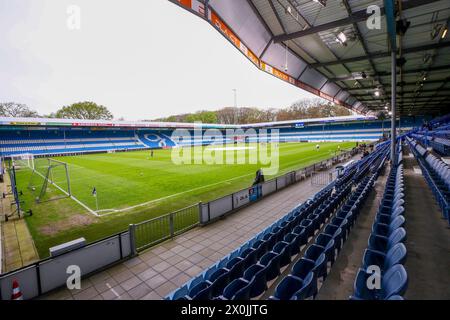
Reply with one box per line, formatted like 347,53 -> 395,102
14,141 -> 356,258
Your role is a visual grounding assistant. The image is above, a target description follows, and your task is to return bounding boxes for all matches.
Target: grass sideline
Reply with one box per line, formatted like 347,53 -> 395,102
15,142 -> 356,258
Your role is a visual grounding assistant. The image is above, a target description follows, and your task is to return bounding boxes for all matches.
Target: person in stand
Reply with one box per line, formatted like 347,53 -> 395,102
252,169 -> 265,186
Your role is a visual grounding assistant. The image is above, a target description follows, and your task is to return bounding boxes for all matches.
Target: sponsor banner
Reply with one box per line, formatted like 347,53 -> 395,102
10,121 -> 41,126
210,11 -> 259,67
175,0 -> 192,9
261,61 -> 289,83
297,81 -> 320,96
319,92 -> 335,102
334,98 -> 344,106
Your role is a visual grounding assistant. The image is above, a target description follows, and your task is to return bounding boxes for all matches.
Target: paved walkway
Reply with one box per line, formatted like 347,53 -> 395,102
402,153 -> 450,299
0,173 -> 39,272
41,160 -> 357,300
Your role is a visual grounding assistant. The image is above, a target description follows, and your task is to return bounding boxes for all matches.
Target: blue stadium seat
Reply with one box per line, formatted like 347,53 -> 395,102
372,215 -> 405,237
269,272 -> 315,300
241,264 -> 268,298
368,227 -> 406,253
351,264 -> 408,300
258,251 -> 281,281
362,243 -> 407,272
218,278 -> 251,300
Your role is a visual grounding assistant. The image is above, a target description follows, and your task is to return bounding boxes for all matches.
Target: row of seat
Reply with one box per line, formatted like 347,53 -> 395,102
351,143 -> 408,300
166,143 -> 391,300
176,184 -> 352,300
270,168 -> 383,300
412,122 -> 450,156
406,137 -> 450,225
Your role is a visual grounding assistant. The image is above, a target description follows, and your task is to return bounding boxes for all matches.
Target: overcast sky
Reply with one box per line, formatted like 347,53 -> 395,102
1,0 -> 317,120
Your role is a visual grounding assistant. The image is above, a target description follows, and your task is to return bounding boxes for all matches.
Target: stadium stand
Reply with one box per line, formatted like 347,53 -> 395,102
406,136 -> 450,225
0,117 -> 427,157
166,141 -> 392,300
351,142 -> 408,300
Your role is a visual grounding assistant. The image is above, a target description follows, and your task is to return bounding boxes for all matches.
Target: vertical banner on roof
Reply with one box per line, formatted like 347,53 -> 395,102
261,62 -> 296,85
176,0 -> 192,9
297,81 -> 320,96
319,92 -> 335,103
210,11 -> 259,67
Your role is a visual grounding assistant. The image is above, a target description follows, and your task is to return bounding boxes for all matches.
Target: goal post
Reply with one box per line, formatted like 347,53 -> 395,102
10,153 -> 35,171
36,158 -> 72,203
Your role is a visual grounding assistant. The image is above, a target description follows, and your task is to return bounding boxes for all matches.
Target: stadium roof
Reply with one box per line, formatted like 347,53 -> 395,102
0,115 -> 376,130
170,0 -> 450,117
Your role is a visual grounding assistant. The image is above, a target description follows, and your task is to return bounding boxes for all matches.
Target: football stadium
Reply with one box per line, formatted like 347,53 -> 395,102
0,0 -> 449,306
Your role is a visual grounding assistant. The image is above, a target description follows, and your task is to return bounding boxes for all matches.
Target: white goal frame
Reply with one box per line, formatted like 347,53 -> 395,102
10,153 -> 35,170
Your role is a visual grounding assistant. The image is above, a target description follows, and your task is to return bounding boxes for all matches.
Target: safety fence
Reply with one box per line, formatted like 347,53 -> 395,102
132,204 -> 200,252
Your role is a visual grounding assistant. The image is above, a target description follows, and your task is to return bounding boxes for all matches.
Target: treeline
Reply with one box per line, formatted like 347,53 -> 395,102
0,101 -> 113,120
154,99 -> 352,124
1,98 -> 352,123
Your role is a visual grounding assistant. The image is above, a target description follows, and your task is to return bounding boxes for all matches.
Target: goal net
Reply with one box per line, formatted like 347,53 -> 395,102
31,158 -> 72,203
10,153 -> 35,170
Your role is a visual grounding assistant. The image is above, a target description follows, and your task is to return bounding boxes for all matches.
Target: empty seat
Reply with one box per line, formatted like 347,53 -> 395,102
269,273 -> 315,300
351,264 -> 408,300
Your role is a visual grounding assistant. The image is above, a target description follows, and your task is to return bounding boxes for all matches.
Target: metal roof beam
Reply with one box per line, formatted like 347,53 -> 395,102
311,41 -> 450,67
273,0 -> 440,43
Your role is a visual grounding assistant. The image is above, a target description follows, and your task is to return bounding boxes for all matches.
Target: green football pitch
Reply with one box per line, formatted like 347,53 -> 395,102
14,141 -> 356,258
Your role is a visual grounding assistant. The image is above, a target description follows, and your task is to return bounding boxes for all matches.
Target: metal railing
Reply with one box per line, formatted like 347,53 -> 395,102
132,203 -> 200,252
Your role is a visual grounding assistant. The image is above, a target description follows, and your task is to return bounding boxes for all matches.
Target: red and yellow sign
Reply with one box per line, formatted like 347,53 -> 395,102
176,0 -> 192,9
211,11 -> 260,67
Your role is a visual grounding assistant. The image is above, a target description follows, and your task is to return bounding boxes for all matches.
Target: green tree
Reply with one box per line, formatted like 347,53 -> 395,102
55,101 -> 113,120
0,102 -> 39,117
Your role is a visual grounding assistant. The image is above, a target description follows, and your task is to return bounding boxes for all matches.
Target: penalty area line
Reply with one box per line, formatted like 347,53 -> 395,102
32,169 -> 99,217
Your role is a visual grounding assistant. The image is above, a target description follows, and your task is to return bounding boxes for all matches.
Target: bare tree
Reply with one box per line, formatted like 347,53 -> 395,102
0,102 -> 39,117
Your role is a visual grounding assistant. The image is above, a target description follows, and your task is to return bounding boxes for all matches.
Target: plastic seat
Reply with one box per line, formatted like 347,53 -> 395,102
225,257 -> 246,281
372,215 -> 405,237
304,246 -> 327,279
368,227 -> 406,253
283,230 -> 307,256
291,258 -> 315,280
240,248 -> 258,269
207,268 -> 230,298
271,241 -> 292,268
187,281 -> 211,300
362,243 -> 407,272
241,264 -> 268,298
376,206 -> 405,225
269,273 -> 315,300
258,251 -> 281,281
351,264 -> 408,300
218,278 -> 251,300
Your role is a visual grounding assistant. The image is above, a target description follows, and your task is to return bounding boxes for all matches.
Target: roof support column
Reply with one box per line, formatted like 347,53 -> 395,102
384,0 -> 397,163
390,50 -> 397,163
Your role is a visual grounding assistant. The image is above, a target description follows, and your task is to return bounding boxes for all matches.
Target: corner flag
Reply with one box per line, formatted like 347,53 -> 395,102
92,187 -> 99,211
